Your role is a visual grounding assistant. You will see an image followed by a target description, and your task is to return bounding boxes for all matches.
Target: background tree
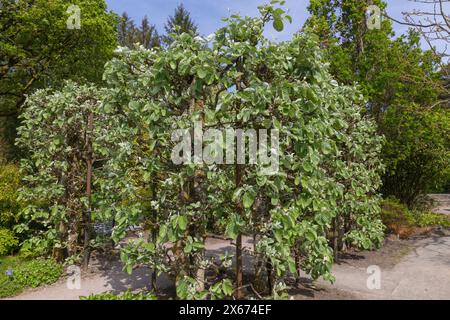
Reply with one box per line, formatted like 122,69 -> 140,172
118,12 -> 137,47
163,4 -> 199,45
386,0 -> 450,194
382,105 -> 450,205
386,0 -> 449,64
139,16 -> 161,49
0,0 -> 117,160
103,1 -> 384,299
306,0 -> 448,206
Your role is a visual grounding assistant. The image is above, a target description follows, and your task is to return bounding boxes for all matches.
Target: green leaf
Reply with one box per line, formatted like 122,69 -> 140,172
274,229 -> 283,242
288,258 -> 297,274
225,218 -> 239,239
271,197 -> 279,205
243,191 -> 255,209
322,141 -> 332,155
273,17 -> 284,32
305,230 -> 316,242
126,264 -> 133,275
197,68 -> 208,79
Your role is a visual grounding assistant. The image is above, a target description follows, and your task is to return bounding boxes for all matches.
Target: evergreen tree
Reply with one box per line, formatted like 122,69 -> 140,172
118,12 -> 137,47
163,4 -> 198,45
306,0 -> 449,206
139,16 -> 161,49
118,13 -> 160,49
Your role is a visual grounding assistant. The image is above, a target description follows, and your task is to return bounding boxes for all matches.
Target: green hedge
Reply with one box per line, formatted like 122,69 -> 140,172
0,228 -> 19,256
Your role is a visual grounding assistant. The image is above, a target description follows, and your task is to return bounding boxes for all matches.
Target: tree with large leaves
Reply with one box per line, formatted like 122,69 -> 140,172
102,1 -> 384,299
15,82 -> 123,265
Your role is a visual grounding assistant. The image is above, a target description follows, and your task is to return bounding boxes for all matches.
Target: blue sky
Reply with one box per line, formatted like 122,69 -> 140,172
105,0 -> 448,53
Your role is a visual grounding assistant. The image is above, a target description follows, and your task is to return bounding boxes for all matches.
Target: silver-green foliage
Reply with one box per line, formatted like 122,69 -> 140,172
101,1 -> 384,296
16,82 -> 123,257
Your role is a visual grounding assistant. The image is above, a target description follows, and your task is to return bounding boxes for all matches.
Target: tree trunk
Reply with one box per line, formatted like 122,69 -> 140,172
235,163 -> 244,299
333,217 -> 339,262
83,112 -> 94,270
294,241 -> 301,287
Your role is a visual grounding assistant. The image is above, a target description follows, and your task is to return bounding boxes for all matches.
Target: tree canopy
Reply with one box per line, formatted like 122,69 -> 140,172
0,0 -> 118,159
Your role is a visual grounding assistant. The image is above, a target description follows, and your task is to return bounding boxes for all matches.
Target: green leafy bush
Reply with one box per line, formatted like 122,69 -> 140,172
80,290 -> 157,300
0,276 -> 23,298
0,163 -> 21,229
13,258 -> 63,288
381,198 -> 415,230
0,228 -> 19,256
382,106 -> 450,207
414,212 -> 450,228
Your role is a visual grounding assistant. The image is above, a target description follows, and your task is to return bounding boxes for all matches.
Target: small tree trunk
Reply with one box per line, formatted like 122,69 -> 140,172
149,227 -> 158,291
333,217 -> 339,262
195,248 -> 206,292
83,112 -> 94,270
266,260 -> 273,294
235,163 -> 244,299
54,221 -> 68,262
294,242 -> 301,287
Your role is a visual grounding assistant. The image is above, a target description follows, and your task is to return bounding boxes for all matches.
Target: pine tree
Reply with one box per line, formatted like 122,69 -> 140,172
163,4 -> 199,45
118,12 -> 137,47
118,13 -> 160,49
139,16 -> 161,49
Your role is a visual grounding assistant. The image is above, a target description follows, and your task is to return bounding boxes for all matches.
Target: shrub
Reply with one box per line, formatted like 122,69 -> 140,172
0,228 -> 19,256
13,258 -> 63,288
381,197 -> 450,238
381,198 -> 415,230
382,106 -> 450,207
413,212 -> 450,228
80,290 -> 157,300
103,3 -> 385,295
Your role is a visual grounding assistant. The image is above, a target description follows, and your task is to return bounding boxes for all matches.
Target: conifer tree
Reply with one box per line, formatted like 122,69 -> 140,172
163,4 -> 199,45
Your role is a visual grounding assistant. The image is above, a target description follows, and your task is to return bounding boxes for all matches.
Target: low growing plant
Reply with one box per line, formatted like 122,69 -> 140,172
13,258 -> 63,288
0,256 -> 24,298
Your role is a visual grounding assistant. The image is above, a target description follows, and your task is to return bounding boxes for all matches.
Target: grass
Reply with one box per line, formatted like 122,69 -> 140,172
0,255 -> 64,298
